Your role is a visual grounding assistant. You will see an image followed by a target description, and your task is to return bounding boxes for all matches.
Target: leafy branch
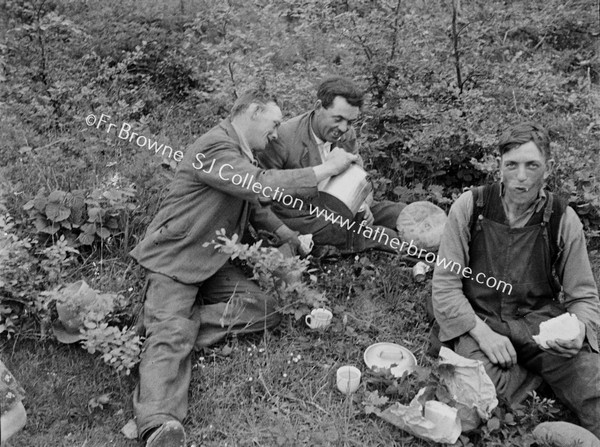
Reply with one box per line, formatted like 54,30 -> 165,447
206,229 -> 328,319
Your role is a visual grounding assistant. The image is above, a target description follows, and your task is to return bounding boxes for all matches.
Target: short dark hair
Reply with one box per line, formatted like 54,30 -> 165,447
498,123 -> 551,159
316,77 -> 364,109
231,89 -> 278,117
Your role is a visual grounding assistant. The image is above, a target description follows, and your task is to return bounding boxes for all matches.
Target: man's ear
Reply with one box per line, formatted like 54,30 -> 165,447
313,99 -> 322,111
248,103 -> 262,120
544,158 -> 555,179
495,156 -> 503,182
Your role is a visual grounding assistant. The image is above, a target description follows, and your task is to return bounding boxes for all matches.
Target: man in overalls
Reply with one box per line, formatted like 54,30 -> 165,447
432,123 -> 600,438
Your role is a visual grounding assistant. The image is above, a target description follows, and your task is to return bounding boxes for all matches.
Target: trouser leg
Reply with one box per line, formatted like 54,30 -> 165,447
522,345 -> 600,438
133,272 -> 200,438
370,200 -> 405,229
352,224 -> 400,253
193,262 -> 281,349
454,334 -> 544,405
349,200 -> 405,253
279,200 -> 405,254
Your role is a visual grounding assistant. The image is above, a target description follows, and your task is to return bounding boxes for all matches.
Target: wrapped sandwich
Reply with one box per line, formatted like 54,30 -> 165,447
533,313 -> 581,349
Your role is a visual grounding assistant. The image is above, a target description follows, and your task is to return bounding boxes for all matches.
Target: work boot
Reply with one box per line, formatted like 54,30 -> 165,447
533,421 -> 600,447
145,420 -> 186,447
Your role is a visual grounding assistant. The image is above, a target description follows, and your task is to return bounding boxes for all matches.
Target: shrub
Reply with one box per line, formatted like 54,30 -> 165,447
208,230 -> 328,320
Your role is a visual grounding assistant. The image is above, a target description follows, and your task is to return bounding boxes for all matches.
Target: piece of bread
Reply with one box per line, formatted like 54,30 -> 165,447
396,201 -> 447,251
532,313 -> 580,349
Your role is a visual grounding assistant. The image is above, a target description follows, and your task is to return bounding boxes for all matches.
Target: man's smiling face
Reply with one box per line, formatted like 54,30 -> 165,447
312,96 -> 360,143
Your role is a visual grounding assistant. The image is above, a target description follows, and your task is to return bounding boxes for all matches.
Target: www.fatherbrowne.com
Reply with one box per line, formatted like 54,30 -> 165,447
189,148 -> 513,295
85,113 -> 511,295
307,204 -> 512,295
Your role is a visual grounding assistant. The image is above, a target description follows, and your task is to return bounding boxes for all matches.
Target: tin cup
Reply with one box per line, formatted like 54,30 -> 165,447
336,365 -> 361,394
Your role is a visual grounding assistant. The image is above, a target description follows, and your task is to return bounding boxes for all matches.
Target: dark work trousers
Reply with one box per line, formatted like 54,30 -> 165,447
281,199 -> 405,253
133,264 -> 281,438
456,195 -> 600,438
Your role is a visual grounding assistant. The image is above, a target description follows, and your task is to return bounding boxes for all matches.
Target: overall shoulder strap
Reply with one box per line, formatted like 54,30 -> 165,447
469,185 -> 488,236
545,191 -> 568,262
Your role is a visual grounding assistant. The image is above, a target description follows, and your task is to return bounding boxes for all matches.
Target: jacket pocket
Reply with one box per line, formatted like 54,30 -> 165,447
152,221 -> 192,244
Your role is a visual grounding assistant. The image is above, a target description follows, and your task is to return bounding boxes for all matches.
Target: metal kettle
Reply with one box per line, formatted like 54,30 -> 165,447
318,164 -> 373,218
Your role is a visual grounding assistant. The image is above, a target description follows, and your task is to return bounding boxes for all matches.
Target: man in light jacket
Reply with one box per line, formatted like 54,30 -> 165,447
258,77 -> 405,254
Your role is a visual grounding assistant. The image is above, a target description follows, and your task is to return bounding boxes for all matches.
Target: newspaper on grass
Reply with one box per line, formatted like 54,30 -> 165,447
374,347 -> 498,443
378,388 -> 462,444
437,346 -> 498,431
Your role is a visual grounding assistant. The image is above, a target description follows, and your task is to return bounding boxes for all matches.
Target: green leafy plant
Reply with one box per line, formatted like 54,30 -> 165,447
39,234 -> 80,282
0,208 -> 78,338
207,229 -> 328,319
23,182 -> 136,247
81,323 -> 143,376
362,389 -> 390,415
41,281 -> 143,375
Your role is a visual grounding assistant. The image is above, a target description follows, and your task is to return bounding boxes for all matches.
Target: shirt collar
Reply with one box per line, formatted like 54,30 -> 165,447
230,120 -> 254,162
309,115 -> 331,147
309,119 -> 323,146
499,182 -> 547,213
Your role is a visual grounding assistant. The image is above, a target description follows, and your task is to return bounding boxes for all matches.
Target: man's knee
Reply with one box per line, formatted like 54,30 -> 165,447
454,334 -> 538,404
371,200 -> 405,228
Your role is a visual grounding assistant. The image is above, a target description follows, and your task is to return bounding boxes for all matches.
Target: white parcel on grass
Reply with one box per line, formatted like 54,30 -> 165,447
377,388 -> 462,444
532,313 -> 581,349
395,201 -> 447,251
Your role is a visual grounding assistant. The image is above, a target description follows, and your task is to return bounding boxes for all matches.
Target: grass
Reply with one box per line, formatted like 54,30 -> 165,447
4,250 -> 598,446
1,253 -> 435,447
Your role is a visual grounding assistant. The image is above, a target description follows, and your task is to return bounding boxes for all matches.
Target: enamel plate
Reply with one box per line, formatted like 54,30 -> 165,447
364,342 -> 417,378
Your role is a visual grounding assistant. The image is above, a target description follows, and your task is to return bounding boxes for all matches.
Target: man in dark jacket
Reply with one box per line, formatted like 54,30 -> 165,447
258,77 -> 405,254
432,123 -> 600,438
130,90 -> 358,447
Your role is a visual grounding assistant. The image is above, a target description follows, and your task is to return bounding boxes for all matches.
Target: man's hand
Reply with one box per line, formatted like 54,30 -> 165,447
313,148 -> 358,182
359,202 -> 374,226
274,225 -> 302,255
469,316 -> 517,368
544,320 -> 586,358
